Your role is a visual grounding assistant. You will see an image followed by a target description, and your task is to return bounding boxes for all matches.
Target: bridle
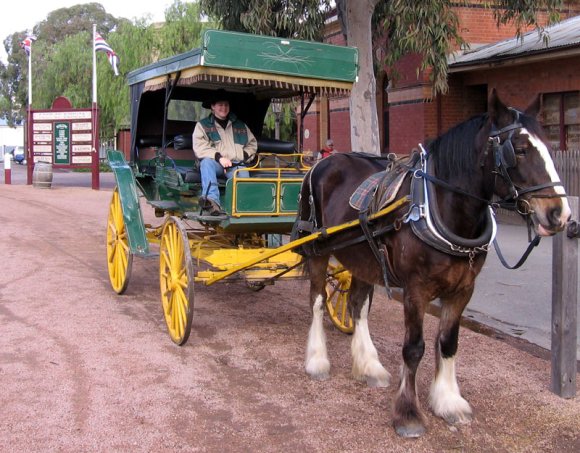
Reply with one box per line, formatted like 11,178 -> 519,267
411,109 -> 568,269
488,108 -> 567,215
486,109 -> 569,268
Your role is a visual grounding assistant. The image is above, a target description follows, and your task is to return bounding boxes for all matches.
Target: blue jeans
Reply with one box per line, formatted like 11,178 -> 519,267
199,158 -> 249,205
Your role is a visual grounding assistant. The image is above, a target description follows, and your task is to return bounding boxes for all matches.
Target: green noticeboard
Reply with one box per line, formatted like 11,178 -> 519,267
54,122 -> 70,164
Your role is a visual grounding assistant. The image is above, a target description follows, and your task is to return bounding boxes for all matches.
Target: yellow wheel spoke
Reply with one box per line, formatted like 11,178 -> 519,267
106,188 -> 132,295
160,217 -> 194,345
325,262 -> 353,334
160,250 -> 171,269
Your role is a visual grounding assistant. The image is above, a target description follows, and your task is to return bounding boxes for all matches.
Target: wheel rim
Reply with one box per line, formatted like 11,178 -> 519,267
325,261 -> 354,334
160,217 -> 194,345
106,188 -> 132,294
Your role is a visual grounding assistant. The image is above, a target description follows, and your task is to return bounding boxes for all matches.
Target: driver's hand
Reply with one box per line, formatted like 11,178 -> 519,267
219,157 -> 232,168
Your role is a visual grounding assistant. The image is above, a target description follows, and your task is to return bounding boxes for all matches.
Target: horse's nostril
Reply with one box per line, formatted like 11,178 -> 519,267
549,206 -> 565,226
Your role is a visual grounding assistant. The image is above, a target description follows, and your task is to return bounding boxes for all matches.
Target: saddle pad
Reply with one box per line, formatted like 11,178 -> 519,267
349,169 -> 407,211
349,151 -> 420,212
349,172 -> 385,210
373,170 -> 408,211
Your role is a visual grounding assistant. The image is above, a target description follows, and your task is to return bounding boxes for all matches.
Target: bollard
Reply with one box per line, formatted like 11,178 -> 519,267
551,196 -> 578,398
4,152 -> 11,185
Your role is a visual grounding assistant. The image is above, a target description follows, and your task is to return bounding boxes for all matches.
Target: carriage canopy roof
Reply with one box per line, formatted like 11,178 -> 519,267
127,30 -> 359,98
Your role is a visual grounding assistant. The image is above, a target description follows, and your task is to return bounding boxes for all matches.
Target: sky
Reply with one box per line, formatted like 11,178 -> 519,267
0,0 -> 172,62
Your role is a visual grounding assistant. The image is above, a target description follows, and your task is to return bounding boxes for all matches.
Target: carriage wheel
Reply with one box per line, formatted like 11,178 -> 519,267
106,187 -> 133,294
325,260 -> 354,334
160,216 -> 194,345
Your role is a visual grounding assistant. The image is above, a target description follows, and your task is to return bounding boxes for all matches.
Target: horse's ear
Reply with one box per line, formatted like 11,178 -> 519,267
524,94 -> 541,118
488,88 -> 512,126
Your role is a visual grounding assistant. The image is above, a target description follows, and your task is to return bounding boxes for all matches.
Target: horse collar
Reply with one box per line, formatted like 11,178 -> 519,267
408,145 -> 497,258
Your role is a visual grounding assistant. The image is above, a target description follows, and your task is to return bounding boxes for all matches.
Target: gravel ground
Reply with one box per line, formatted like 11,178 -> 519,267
0,182 -> 579,452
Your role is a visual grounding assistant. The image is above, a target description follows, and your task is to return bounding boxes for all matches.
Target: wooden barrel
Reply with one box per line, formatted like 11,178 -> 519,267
32,162 -> 53,189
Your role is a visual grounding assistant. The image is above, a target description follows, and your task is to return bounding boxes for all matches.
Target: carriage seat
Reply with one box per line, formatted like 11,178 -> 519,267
165,135 -> 298,185
171,135 -> 296,154
256,138 -> 296,154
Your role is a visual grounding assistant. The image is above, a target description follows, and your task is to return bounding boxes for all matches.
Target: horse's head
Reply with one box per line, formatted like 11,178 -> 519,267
487,89 -> 571,236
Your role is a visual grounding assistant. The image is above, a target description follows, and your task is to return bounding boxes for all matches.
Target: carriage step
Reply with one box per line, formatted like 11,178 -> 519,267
147,200 -> 184,210
184,211 -> 228,222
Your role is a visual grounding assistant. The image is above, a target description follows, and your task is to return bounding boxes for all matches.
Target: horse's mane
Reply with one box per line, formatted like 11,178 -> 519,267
427,113 -> 488,180
427,109 -> 545,180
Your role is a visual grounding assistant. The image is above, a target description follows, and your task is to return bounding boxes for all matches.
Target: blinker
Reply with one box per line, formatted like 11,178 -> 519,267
500,139 -> 516,168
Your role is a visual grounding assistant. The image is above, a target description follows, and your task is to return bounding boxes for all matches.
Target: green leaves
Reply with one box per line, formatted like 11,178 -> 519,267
199,0 -> 331,40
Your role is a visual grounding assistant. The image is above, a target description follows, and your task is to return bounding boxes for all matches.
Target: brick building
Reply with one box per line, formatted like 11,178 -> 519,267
302,2 -> 580,155
446,14 -> 580,152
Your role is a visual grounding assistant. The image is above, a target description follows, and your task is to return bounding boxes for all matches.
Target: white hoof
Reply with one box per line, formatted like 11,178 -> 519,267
353,360 -> 391,388
430,357 -> 472,425
306,356 -> 330,380
430,392 -> 473,425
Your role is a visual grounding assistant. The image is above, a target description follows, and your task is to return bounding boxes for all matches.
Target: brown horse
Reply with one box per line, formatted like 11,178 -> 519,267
295,90 -> 570,437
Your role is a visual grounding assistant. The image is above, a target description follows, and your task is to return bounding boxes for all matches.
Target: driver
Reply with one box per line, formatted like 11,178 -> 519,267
193,89 -> 257,216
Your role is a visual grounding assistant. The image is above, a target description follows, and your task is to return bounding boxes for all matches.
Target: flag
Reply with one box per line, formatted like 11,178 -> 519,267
107,52 -> 120,77
20,35 -> 36,57
94,32 -> 119,76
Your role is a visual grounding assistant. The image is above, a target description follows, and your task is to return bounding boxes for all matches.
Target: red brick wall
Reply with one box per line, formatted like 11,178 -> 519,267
302,111 -> 319,153
329,109 -> 351,152
389,102 -> 427,153
437,77 -> 476,136
455,6 -> 546,45
457,56 -> 580,109
302,98 -> 352,153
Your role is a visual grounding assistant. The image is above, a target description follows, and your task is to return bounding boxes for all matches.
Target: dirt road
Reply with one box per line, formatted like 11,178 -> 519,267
0,183 -> 579,452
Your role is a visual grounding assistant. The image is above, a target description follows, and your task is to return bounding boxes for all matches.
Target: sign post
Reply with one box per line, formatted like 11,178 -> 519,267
4,151 -> 11,184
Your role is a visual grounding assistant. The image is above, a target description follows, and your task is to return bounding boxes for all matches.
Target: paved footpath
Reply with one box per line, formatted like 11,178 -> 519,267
468,221 -> 580,360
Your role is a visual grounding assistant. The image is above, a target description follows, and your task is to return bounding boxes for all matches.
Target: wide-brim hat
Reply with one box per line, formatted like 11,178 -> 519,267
202,89 -> 230,109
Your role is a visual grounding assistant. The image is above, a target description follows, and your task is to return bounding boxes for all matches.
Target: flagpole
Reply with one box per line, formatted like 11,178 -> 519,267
26,36 -> 33,185
92,24 -> 97,103
91,24 -> 99,190
28,39 -> 32,106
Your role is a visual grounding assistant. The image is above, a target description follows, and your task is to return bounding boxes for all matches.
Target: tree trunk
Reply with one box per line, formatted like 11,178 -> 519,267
343,0 -> 380,154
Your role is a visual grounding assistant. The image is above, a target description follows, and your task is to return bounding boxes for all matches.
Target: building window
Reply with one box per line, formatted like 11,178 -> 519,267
542,92 -> 580,151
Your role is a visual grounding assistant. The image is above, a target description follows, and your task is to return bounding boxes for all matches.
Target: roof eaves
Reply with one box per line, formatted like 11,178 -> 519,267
448,45 -> 580,73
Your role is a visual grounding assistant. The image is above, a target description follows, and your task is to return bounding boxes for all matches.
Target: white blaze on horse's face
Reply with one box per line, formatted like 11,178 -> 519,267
522,129 -> 571,235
